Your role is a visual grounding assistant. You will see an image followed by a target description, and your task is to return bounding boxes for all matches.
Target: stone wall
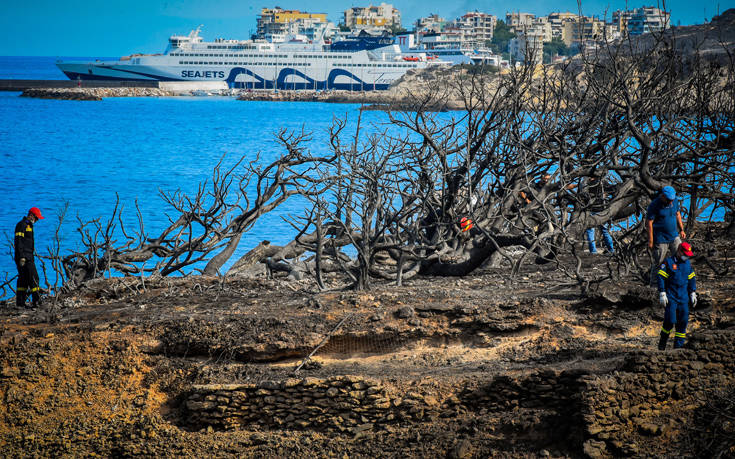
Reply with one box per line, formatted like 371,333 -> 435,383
457,330 -> 735,457
184,330 -> 735,457
580,331 -> 735,457
186,375 -> 442,433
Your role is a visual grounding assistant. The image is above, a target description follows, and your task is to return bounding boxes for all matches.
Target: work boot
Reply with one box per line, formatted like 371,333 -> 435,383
15,291 -> 27,308
657,332 -> 668,351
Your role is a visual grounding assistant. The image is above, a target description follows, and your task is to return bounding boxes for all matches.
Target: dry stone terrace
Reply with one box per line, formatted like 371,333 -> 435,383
182,331 -> 735,457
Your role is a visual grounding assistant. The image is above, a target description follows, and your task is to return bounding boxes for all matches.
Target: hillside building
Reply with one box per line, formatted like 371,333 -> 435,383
256,8 -> 328,39
509,31 -> 544,65
506,12 -> 536,31
343,3 -> 401,31
626,7 -> 670,35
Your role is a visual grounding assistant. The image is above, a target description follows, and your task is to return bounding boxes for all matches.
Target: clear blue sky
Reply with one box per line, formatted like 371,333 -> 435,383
0,0 -> 729,56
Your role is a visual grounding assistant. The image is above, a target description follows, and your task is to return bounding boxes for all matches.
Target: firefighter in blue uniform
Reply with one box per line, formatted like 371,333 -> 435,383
14,207 -> 44,308
657,241 -> 697,350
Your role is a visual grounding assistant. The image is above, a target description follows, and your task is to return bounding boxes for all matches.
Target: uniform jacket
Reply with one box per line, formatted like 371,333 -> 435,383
657,256 -> 696,304
14,217 -> 34,262
647,197 -> 680,244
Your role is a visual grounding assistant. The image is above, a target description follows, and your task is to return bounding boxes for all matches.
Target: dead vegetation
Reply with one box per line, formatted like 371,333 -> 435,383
1,15 -> 735,459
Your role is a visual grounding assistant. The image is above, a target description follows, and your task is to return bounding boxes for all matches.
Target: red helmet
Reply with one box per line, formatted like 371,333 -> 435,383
679,242 -> 693,257
29,207 -> 44,220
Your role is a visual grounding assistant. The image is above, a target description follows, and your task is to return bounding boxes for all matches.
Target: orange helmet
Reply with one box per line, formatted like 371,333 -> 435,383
29,207 -> 44,220
460,217 -> 473,232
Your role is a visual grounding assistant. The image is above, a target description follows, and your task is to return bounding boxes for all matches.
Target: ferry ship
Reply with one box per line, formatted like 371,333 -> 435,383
56,27 -> 446,90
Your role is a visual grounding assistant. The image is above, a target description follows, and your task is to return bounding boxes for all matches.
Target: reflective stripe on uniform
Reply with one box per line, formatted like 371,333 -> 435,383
16,287 -> 26,292
15,232 -> 24,237
658,269 -> 669,278
675,332 -> 686,338
688,272 -> 695,279
29,287 -> 40,293
661,326 -> 672,334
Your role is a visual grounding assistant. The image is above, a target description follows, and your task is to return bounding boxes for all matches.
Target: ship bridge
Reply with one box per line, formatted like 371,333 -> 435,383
166,26 -> 204,53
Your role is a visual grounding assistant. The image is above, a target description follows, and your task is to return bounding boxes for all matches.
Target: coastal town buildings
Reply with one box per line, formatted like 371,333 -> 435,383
612,7 -> 670,36
625,7 -> 671,35
412,11 -> 497,50
506,12 -> 536,30
547,12 -> 579,41
249,4 -> 672,69
509,31 -> 544,65
560,16 -> 607,46
455,12 -> 496,45
255,8 -> 331,40
415,14 -> 446,34
343,3 -> 401,31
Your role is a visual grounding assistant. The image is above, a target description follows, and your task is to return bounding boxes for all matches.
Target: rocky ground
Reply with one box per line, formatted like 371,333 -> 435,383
1,225 -> 734,458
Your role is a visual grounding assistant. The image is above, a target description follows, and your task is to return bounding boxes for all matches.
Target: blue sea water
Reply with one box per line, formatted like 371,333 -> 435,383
0,56 -> 387,292
0,56 -> 117,80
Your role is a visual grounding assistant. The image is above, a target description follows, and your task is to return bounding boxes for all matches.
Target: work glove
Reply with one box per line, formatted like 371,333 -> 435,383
19,258 -> 26,267
690,292 -> 698,307
659,292 -> 668,306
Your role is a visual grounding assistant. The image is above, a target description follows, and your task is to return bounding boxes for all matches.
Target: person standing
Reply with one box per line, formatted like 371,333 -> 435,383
582,175 -> 615,254
14,207 -> 43,308
657,242 -> 697,350
647,186 -> 686,286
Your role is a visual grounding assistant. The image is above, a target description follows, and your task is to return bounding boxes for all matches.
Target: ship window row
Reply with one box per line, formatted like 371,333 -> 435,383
179,61 -> 416,68
172,53 -> 351,59
207,45 -> 256,50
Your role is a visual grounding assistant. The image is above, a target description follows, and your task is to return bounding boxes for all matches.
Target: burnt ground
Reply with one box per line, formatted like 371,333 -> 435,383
1,225 -> 734,458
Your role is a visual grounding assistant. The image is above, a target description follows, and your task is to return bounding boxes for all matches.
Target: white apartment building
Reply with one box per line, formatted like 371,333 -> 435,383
456,12 -> 496,44
343,3 -> 401,31
525,18 -> 553,42
506,12 -> 536,31
509,31 -> 544,65
561,16 -> 606,46
414,11 -> 496,51
547,12 -> 579,41
626,7 -> 670,35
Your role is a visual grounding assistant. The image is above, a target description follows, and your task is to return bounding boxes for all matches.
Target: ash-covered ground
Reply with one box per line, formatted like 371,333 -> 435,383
1,225 -> 734,458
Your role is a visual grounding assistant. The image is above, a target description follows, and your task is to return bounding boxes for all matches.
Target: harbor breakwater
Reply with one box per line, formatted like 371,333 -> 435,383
17,87 -> 459,111
21,87 -> 174,100
237,90 -> 458,111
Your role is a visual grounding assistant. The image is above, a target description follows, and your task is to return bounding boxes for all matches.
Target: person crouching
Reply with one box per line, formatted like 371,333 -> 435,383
657,242 -> 697,350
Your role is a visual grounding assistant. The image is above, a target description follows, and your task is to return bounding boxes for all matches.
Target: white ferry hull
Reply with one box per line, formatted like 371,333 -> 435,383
58,62 -> 404,90
57,28 -> 447,90
59,56 -> 436,91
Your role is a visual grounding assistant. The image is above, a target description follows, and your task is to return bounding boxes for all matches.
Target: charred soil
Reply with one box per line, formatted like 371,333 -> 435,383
1,226 -> 734,458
